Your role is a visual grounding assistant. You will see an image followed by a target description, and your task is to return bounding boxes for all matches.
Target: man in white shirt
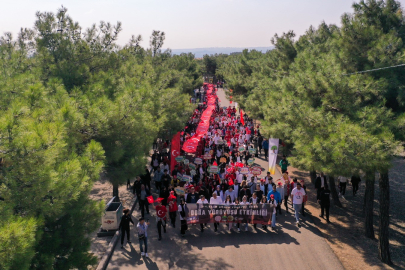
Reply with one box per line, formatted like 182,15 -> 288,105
338,176 -> 348,196
210,193 -> 223,232
236,172 -> 244,184
291,183 -> 306,226
315,172 -> 328,200
197,195 -> 209,232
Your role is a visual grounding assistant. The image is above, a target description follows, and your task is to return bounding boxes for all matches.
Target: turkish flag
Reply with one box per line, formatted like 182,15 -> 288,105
146,196 -> 154,204
240,109 -> 245,126
170,132 -> 181,172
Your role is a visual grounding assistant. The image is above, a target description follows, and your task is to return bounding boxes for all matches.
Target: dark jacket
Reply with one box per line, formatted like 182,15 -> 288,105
239,188 -> 252,200
315,176 -> 328,189
351,175 -> 361,185
319,188 -> 331,206
119,214 -> 134,230
133,179 -> 143,195
186,192 -> 198,203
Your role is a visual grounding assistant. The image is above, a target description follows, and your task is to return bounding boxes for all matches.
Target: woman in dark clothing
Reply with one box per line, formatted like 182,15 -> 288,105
142,166 -> 152,190
119,209 -> 134,248
178,198 -> 188,236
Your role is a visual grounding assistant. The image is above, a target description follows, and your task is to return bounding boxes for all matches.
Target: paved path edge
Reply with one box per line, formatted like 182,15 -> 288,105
96,197 -> 138,270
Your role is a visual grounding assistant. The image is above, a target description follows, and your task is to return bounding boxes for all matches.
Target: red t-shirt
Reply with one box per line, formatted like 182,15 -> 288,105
156,205 -> 167,219
167,196 -> 178,212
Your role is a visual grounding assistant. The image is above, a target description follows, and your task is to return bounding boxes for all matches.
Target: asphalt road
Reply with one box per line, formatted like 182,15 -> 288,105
106,88 -> 344,270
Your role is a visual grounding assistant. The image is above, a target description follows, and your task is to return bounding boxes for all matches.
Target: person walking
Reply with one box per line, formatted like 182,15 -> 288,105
119,209 -> 134,248
167,191 -> 178,228
153,167 -> 164,192
240,196 -> 250,232
262,138 -> 269,160
178,198 -> 188,237
338,176 -> 348,196
315,172 -> 328,200
268,194 -> 277,230
210,192 -> 223,232
137,217 -> 150,257
351,174 -> 361,196
154,198 -> 167,240
257,135 -> 263,156
279,156 -> 290,174
196,195 -> 209,232
267,185 -> 281,215
139,184 -> 151,218
318,186 -> 331,223
291,182 -> 306,226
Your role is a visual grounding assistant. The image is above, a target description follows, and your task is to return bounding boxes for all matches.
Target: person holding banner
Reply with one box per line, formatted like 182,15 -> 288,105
178,198 -> 188,237
249,192 -> 260,229
240,196 -> 250,231
268,194 -> 277,230
210,192 -> 223,232
260,197 -> 268,229
196,195 -> 209,232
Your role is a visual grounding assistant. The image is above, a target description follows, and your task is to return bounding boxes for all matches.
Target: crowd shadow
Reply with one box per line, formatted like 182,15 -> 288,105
289,165 -> 405,270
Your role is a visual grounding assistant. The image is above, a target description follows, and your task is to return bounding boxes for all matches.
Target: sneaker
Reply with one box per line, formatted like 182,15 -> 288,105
145,253 -> 149,258
319,215 -> 324,218
271,226 -> 275,230
141,252 -> 145,256
237,228 -> 240,232
245,228 -> 248,232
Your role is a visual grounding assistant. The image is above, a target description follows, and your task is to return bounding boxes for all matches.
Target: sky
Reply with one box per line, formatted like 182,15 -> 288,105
0,0 -> 357,49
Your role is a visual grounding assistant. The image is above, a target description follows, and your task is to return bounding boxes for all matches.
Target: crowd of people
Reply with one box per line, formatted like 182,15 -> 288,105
123,83 -> 362,258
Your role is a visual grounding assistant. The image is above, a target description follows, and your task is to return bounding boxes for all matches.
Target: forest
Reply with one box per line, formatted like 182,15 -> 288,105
0,6 -> 201,270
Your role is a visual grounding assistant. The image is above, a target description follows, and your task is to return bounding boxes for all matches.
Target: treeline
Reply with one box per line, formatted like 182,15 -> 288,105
0,7 -> 200,270
215,0 -> 405,265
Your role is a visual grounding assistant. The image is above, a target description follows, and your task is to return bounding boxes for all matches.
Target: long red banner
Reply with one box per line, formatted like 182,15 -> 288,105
182,84 -> 216,153
170,131 -> 181,172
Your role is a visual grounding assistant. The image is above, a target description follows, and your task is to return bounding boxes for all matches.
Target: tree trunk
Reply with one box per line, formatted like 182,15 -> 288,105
310,170 -> 317,184
378,170 -> 392,265
364,171 -> 375,239
329,176 -> 342,207
113,182 -> 120,201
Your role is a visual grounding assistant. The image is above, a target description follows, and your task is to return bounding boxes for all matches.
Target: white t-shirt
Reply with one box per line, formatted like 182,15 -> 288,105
210,196 -> 223,204
291,187 -> 306,205
197,199 -> 209,204
236,173 -> 243,184
338,176 -> 348,183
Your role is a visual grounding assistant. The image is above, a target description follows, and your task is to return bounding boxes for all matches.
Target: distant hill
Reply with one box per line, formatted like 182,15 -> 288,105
168,47 -> 274,58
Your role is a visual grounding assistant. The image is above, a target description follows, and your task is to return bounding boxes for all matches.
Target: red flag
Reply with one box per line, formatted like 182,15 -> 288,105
170,132 -> 181,172
146,196 -> 154,204
240,110 -> 245,126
